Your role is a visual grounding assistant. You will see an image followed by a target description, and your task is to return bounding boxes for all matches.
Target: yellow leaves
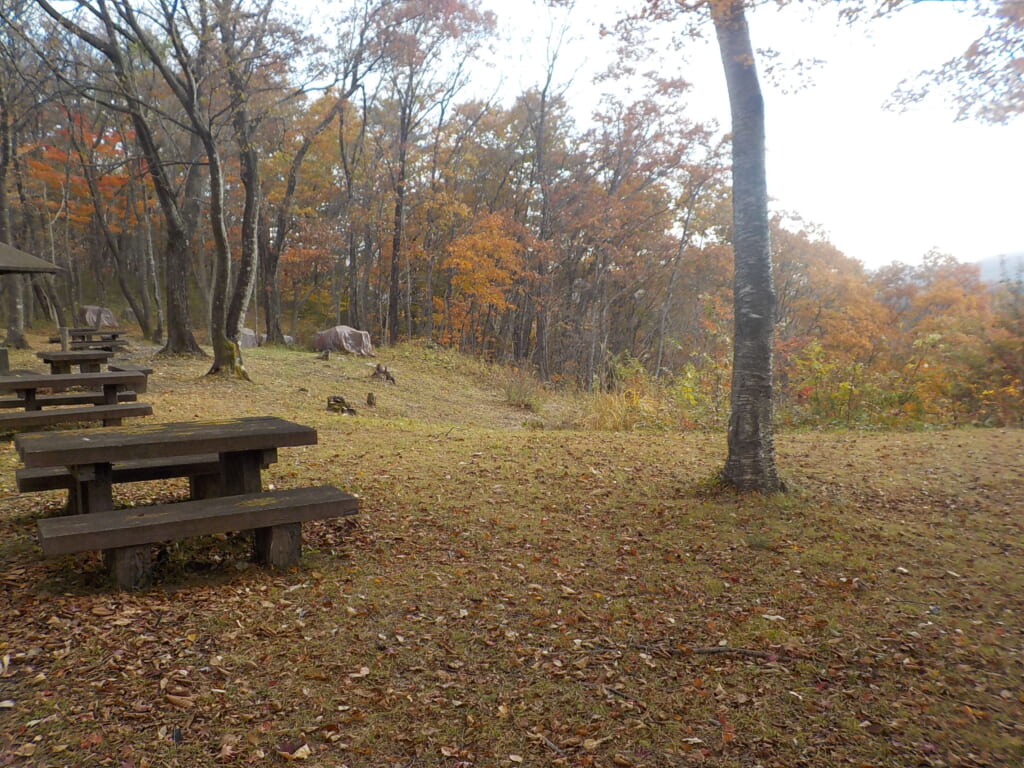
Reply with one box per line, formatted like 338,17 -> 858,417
13,742 -> 37,757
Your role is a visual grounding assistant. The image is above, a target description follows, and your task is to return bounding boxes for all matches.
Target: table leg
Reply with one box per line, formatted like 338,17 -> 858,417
71,462 -> 153,589
101,383 -> 119,405
71,463 -> 113,516
220,451 -> 263,495
19,388 -> 39,411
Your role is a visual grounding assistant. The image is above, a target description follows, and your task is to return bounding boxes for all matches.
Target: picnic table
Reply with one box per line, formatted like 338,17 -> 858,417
15,416 -> 358,589
36,349 -> 114,374
48,327 -> 128,351
0,370 -> 151,430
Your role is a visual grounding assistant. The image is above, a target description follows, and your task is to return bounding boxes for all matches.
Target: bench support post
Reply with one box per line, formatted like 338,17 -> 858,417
107,545 -> 153,590
189,472 -> 223,499
254,523 -> 302,568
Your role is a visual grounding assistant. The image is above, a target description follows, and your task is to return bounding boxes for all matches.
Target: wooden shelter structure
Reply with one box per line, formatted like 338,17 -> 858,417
0,241 -> 61,372
0,241 -> 61,275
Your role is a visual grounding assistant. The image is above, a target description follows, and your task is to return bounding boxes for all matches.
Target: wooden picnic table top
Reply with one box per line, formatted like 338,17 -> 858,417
66,327 -> 125,336
36,350 -> 115,363
0,370 -> 147,394
14,416 -> 318,469
48,328 -> 126,343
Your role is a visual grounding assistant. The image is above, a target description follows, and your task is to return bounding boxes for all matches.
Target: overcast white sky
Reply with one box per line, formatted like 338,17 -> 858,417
481,0 -> 1022,270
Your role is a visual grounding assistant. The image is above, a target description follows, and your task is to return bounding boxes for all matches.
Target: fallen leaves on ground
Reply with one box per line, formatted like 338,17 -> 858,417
0,342 -> 1022,766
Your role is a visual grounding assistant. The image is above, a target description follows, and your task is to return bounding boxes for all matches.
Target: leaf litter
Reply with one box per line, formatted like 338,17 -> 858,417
0,340 -> 1021,766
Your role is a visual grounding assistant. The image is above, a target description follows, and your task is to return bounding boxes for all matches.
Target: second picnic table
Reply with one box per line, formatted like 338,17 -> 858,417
36,349 -> 114,374
0,370 -> 151,431
49,327 -> 128,351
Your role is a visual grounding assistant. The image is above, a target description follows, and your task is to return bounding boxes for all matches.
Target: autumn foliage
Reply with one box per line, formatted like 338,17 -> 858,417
1,0 -> 1021,426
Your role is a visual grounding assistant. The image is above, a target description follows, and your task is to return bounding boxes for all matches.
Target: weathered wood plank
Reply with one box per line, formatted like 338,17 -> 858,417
37,486 -> 359,556
0,403 -> 152,431
16,416 -> 316,468
0,391 -> 138,410
107,363 -> 154,375
0,371 -> 147,395
16,454 -> 223,492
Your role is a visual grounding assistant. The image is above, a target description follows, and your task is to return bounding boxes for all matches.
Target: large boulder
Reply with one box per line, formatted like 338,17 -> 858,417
78,305 -> 117,328
312,325 -> 375,356
239,328 -> 259,348
260,333 -> 295,346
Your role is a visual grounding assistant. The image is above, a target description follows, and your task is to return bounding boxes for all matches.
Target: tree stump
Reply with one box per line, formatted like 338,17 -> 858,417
370,363 -> 396,384
326,395 -> 356,415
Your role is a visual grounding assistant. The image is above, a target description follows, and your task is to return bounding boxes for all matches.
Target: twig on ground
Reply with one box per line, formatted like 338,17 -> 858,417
603,684 -> 649,709
527,730 -> 568,758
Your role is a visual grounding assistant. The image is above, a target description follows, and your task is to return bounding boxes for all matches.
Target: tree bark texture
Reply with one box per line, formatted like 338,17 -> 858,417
389,142 -> 406,346
713,1 -> 782,493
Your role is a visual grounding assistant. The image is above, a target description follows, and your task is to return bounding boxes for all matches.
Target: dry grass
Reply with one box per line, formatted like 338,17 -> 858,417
0,334 -> 1022,767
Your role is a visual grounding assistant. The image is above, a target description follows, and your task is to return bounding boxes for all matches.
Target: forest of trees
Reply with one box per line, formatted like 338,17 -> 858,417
0,0 -> 1021,427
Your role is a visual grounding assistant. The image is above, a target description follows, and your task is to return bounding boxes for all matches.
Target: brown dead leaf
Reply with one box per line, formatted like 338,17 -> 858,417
165,693 -> 195,708
275,741 -> 311,760
218,734 -> 239,761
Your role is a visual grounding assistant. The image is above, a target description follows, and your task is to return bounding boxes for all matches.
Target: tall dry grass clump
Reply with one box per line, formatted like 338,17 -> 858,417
500,368 -> 544,412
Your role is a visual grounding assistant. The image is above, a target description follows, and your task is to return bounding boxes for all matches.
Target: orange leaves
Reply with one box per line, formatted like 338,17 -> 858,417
441,212 -> 526,344
443,212 -> 525,311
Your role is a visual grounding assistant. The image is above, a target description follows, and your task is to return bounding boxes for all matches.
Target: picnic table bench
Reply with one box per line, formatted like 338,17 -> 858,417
16,416 -> 359,589
107,362 -> 154,375
17,454 -> 224,515
0,371 -> 151,431
37,349 -> 114,374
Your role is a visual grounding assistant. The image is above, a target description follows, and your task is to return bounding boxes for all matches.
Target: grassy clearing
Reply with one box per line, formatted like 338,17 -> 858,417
0,336 -> 1022,767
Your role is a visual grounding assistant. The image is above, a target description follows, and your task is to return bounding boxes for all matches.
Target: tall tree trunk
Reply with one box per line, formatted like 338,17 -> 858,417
258,209 -> 284,344
714,1 -> 782,493
160,136 -> 205,357
203,137 -> 248,378
220,6 -> 260,346
389,136 -> 407,346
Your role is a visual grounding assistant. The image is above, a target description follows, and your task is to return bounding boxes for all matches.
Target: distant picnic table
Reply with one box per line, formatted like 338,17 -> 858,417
36,349 -> 114,374
15,416 -> 359,589
0,370 -> 151,431
48,327 -> 128,352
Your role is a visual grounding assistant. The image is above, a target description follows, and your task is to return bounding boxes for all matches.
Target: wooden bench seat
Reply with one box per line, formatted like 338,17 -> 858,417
0,403 -> 152,431
17,454 -> 221,492
0,390 -> 138,410
108,363 -> 154,375
67,341 -> 129,352
37,485 -> 359,589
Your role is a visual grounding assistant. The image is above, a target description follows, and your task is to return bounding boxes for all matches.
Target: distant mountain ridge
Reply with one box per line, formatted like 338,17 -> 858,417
977,252 -> 1024,282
